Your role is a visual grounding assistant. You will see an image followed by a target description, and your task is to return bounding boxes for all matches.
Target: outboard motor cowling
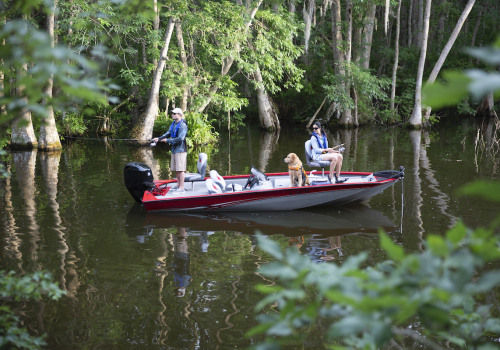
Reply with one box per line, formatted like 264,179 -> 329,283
124,162 -> 154,203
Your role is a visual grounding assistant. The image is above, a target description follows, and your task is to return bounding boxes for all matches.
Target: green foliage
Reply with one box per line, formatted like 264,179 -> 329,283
57,112 -> 88,136
0,20 -> 112,134
423,37 -> 500,109
323,63 -> 390,123
0,270 -> 65,350
186,112 -> 219,147
250,181 -> 500,349
154,111 -> 219,147
0,149 -> 9,179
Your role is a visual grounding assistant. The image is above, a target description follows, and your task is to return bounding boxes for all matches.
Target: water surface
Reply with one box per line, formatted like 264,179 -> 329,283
1,118 -> 498,348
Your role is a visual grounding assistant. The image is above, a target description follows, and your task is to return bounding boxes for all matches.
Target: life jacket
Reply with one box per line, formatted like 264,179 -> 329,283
169,119 -> 187,138
311,132 -> 328,150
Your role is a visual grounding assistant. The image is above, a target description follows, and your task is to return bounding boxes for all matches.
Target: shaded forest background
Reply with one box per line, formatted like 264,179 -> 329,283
1,0 -> 499,150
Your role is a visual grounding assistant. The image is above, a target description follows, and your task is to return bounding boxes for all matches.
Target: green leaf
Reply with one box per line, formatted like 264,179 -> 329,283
446,222 -> 467,246
255,284 -> 282,294
267,321 -> 292,336
465,47 -> 500,65
328,315 -> 369,337
259,262 -> 298,280
427,235 -> 448,257
256,234 -> 283,260
457,180 -> 500,203
422,71 -> 471,109
379,232 -> 405,262
467,271 -> 500,293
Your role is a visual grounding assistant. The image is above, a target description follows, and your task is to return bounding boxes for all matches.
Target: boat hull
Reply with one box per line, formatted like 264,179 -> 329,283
139,170 -> 403,212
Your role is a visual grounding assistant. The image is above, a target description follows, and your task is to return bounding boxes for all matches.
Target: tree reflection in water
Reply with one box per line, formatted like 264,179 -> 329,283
1,121 -> 498,349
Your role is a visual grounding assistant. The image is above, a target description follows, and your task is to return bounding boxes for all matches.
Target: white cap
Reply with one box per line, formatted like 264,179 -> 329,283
171,107 -> 183,115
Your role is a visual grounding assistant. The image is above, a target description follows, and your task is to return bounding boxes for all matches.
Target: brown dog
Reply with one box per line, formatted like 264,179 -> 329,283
284,153 -> 309,187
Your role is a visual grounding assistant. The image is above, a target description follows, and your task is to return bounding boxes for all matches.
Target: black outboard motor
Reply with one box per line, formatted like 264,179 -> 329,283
124,162 -> 155,203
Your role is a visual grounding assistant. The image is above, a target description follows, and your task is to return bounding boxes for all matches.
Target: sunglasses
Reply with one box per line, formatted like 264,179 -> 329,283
312,127 -> 319,130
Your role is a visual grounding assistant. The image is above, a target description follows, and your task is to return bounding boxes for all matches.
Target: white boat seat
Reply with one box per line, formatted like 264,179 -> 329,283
210,170 -> 226,191
305,140 -> 330,176
205,178 -> 222,194
210,170 -> 243,192
185,153 -> 208,189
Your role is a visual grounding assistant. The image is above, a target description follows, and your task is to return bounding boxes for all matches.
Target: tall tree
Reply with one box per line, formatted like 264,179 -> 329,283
423,0 -> 476,121
331,0 -> 354,127
195,0 -> 263,113
130,18 -> 175,142
39,0 -> 62,150
175,22 -> 189,112
359,3 -> 376,70
409,0 -> 432,128
11,66 -> 38,149
390,0 -> 402,114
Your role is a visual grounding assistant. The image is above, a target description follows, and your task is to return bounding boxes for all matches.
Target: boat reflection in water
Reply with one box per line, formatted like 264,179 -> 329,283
127,203 -> 396,244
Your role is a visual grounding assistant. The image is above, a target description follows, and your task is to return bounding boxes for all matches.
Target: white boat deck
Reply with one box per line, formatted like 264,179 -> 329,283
155,172 -> 377,199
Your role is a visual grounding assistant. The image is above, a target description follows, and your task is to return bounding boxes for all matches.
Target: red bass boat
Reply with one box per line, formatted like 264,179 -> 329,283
124,160 -> 404,213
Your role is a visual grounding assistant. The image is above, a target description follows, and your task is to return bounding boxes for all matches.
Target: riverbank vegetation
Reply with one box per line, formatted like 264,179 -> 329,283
251,181 -> 500,349
1,0 -> 499,150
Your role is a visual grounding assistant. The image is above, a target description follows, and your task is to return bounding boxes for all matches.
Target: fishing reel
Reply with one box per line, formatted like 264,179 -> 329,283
150,141 -> 157,147
338,147 -> 345,153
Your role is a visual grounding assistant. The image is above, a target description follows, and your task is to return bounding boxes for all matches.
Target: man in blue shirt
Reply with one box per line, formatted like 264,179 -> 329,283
152,108 -> 188,193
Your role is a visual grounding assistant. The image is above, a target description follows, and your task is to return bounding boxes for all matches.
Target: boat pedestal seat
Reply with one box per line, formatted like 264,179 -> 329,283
304,140 -> 330,177
185,153 -> 208,189
308,170 -> 330,183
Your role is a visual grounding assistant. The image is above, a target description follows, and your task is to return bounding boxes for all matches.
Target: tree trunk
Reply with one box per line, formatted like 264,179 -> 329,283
331,0 -> 350,127
306,96 -> 327,128
409,0 -> 432,128
470,5 -> 482,47
39,0 -> 62,151
407,0 -> 414,46
476,92 -> 498,118
0,19 -> 5,117
152,0 -> 159,67
254,68 -> 280,131
130,19 -> 175,142
390,0 -> 402,114
11,64 -> 38,149
175,22 -> 189,112
360,3 -> 376,69
338,0 -> 354,127
417,0 -> 424,48
423,0 -> 476,121
303,0 -> 315,54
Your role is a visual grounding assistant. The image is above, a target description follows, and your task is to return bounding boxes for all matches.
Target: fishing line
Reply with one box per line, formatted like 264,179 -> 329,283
63,136 -> 149,142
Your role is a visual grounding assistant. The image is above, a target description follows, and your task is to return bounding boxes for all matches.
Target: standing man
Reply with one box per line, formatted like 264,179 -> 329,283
152,107 -> 188,193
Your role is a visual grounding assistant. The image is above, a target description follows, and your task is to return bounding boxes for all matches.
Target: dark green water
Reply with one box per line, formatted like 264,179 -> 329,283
1,119 -> 498,349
